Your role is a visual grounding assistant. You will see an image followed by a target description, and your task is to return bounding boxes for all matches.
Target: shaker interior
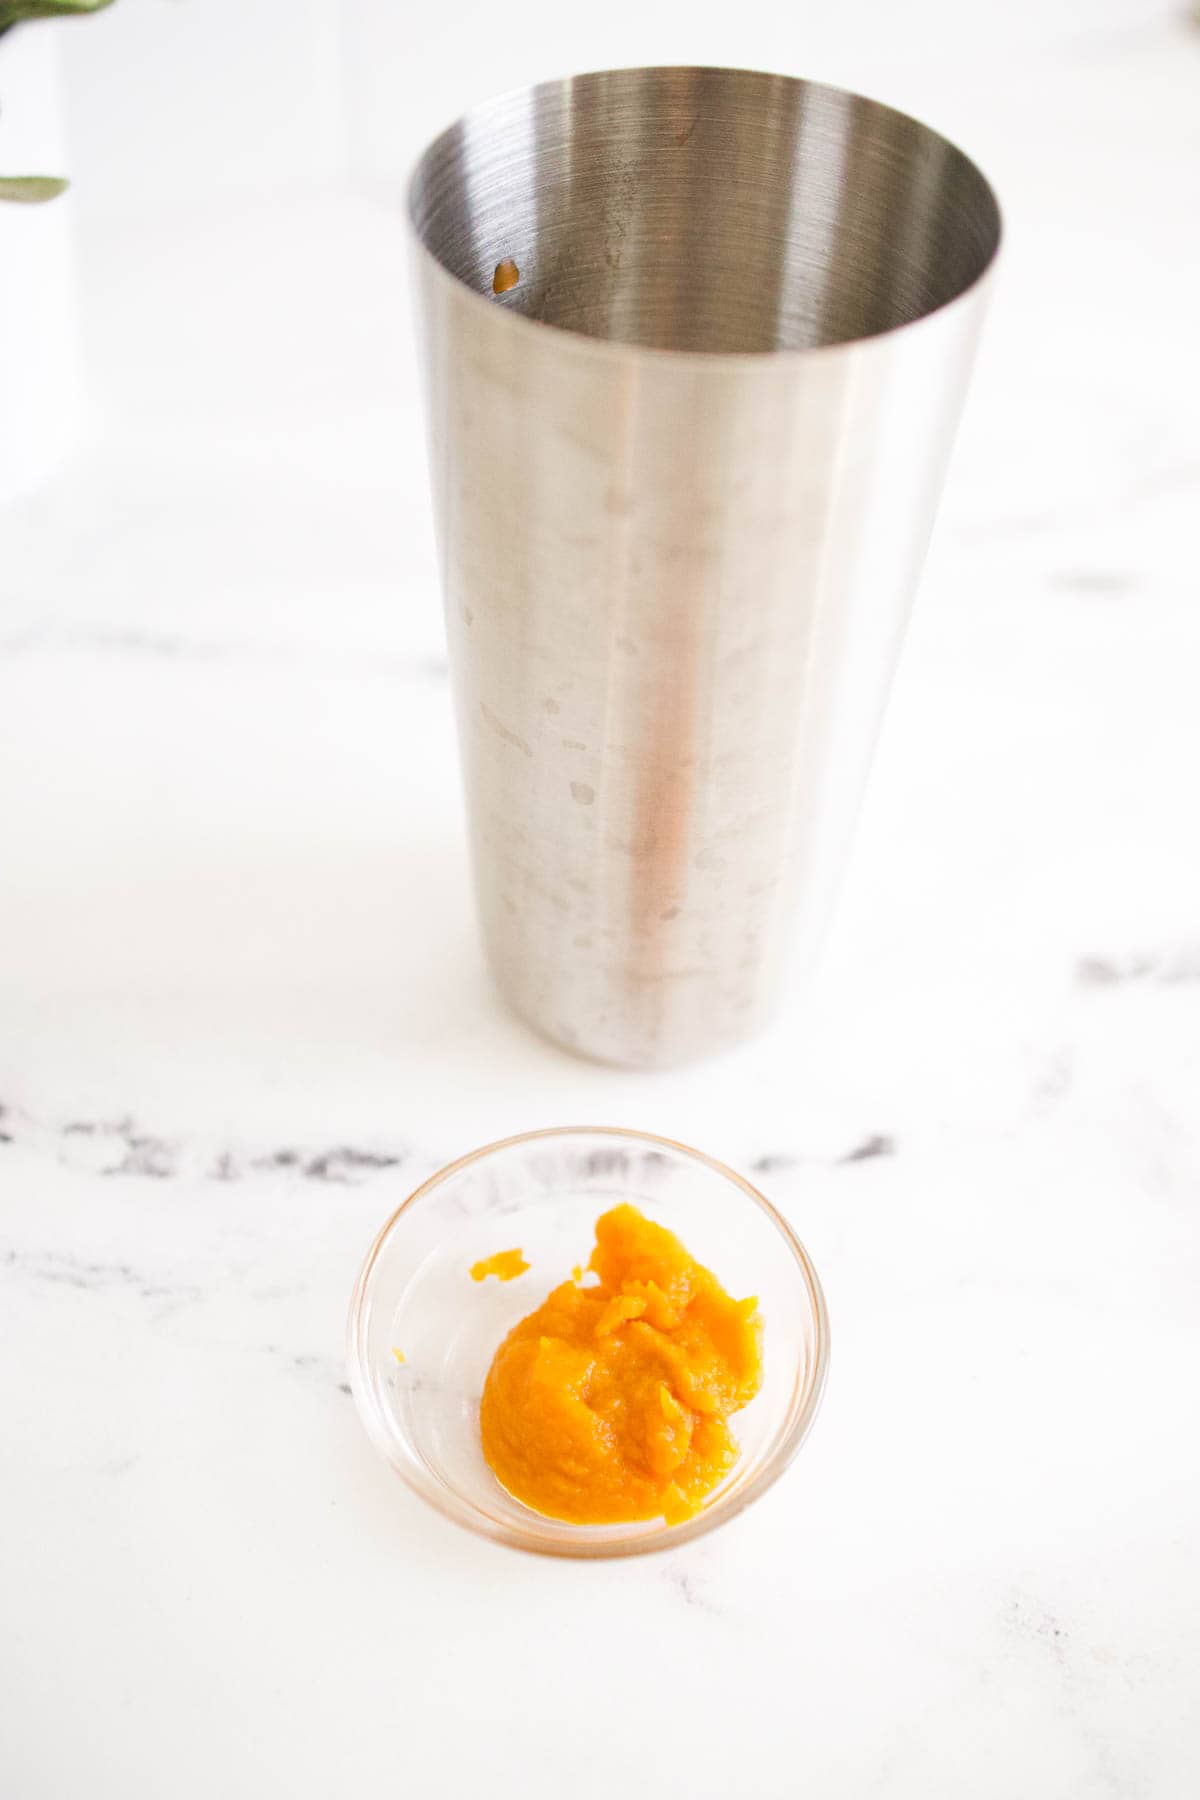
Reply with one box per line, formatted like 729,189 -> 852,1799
409,66 -> 1002,354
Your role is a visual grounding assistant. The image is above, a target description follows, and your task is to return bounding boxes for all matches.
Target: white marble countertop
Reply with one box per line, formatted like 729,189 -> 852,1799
2,6 -> 1199,1795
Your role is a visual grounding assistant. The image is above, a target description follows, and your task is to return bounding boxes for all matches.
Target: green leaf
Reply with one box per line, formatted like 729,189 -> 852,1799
0,174 -> 68,201
0,0 -> 113,29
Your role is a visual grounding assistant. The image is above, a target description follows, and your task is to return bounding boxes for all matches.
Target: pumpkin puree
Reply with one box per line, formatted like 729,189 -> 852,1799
479,1204 -> 763,1524
470,1248 -> 529,1282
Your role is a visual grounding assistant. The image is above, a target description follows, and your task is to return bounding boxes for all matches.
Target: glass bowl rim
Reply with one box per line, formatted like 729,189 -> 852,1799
346,1123 -> 830,1559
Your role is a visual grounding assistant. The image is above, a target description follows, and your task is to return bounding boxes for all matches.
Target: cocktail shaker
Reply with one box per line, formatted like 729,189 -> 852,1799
409,67 -> 1000,1067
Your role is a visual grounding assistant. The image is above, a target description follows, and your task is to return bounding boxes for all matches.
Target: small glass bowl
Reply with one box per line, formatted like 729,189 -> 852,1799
346,1126 -> 829,1557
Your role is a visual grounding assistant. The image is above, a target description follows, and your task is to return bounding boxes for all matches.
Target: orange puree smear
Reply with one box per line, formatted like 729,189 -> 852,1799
470,1248 -> 529,1283
479,1204 -> 762,1525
